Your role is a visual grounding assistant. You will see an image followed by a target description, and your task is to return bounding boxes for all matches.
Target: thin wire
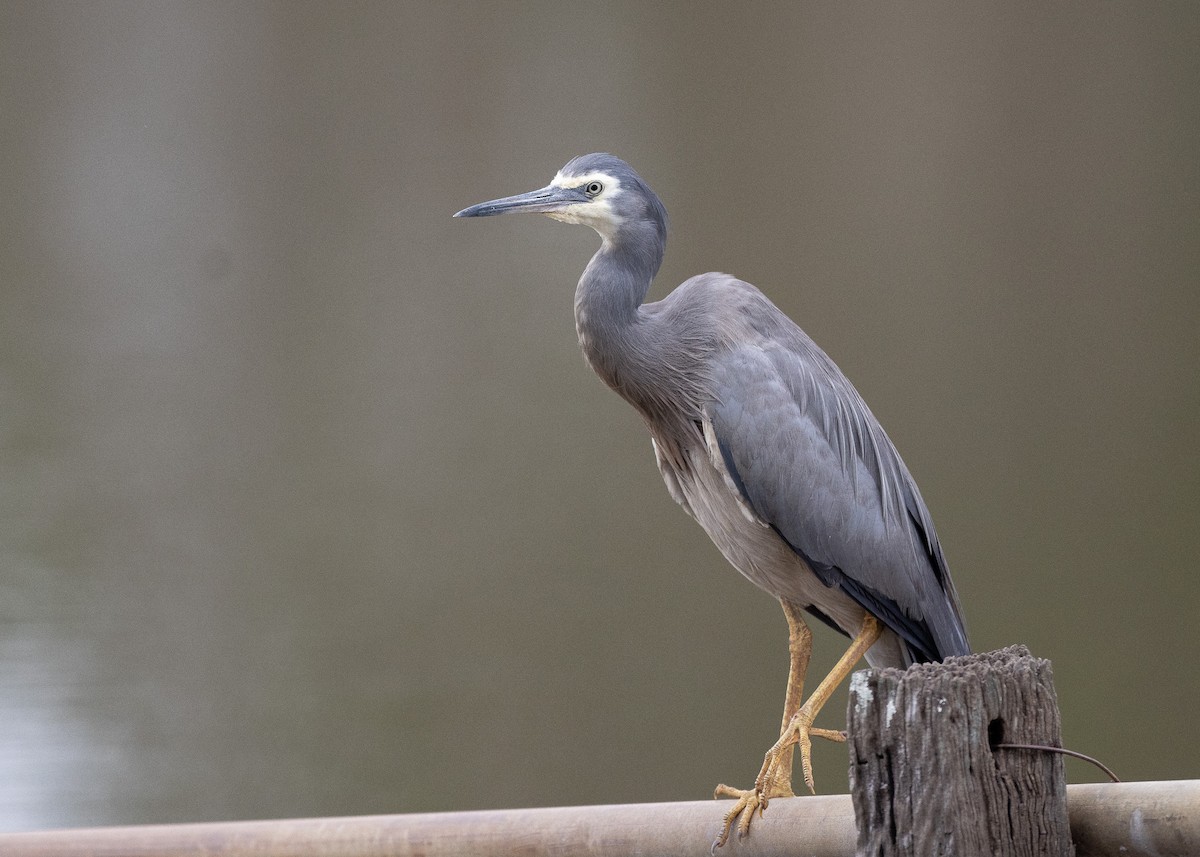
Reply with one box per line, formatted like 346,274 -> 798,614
994,742 -> 1121,783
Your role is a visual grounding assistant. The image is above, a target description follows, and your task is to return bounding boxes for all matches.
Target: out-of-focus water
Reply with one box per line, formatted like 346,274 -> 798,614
1,1 -> 1197,832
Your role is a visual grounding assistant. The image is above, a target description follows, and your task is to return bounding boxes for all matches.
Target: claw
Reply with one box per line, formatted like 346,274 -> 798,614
712,785 -> 763,849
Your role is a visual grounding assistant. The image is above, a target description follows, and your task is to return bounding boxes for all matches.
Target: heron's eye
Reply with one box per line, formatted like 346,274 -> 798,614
584,181 -> 603,197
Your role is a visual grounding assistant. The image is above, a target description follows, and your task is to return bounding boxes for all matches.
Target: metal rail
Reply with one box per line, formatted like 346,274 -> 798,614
0,781 -> 1195,857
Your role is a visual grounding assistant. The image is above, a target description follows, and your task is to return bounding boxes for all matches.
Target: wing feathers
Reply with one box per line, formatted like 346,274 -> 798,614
707,340 -> 968,662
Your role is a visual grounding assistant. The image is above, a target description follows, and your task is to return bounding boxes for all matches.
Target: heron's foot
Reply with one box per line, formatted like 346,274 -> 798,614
711,713 -> 846,848
712,780 -> 790,850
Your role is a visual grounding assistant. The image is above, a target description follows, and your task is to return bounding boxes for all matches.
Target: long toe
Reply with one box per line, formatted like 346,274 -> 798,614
712,785 -> 762,850
712,751 -> 796,848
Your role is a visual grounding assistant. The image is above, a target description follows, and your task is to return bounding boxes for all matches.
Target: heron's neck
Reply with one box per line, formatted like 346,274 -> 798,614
574,234 -> 662,390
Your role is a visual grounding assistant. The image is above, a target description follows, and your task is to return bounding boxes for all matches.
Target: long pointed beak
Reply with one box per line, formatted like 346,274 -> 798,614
453,184 -> 588,218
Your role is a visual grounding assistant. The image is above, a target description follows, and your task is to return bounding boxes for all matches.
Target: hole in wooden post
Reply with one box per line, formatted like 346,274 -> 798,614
987,717 -> 1005,750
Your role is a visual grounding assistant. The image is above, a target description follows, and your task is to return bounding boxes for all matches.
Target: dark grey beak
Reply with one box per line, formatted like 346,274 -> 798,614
453,184 -> 588,218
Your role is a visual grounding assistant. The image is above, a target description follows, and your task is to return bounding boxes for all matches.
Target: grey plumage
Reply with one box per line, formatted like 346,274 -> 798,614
456,153 -> 968,669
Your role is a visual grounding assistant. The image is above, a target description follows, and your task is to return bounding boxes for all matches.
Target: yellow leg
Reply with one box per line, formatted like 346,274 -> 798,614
777,614 -> 881,795
713,612 -> 883,848
766,600 -> 812,795
713,601 -> 820,846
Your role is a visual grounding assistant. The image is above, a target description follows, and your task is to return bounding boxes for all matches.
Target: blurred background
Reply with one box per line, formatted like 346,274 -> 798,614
1,1 -> 1197,832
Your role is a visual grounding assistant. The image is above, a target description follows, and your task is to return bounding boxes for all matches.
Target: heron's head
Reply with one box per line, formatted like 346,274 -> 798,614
454,153 -> 667,245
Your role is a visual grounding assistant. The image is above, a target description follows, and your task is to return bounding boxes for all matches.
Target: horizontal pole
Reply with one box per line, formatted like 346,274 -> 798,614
1068,780 -> 1200,857
0,781 -> 1196,857
0,796 -> 855,857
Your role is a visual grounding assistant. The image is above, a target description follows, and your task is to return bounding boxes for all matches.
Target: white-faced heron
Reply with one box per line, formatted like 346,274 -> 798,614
454,154 -> 969,846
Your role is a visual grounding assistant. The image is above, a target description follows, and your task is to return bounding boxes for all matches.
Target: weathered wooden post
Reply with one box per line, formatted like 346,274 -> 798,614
848,645 -> 1072,857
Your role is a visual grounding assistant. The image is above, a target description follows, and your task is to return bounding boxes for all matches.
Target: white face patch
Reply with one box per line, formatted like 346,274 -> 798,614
546,170 -> 623,234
